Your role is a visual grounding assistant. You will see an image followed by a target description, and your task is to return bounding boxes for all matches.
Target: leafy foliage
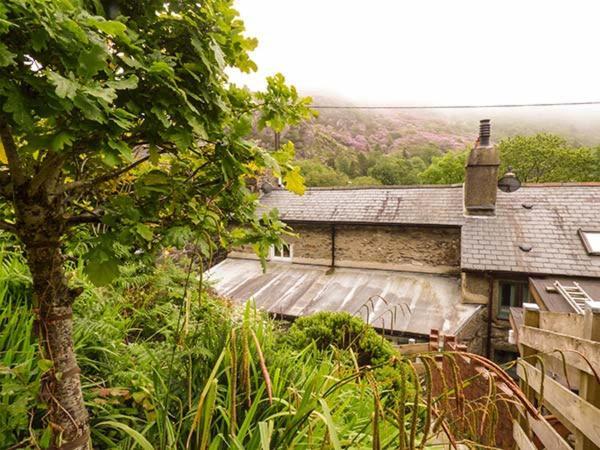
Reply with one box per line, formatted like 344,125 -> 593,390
296,159 -> 349,187
0,0 -> 313,284
0,249 -> 418,449
418,149 -> 468,184
368,155 -> 425,185
498,133 -> 600,182
419,133 -> 600,185
285,311 -> 396,366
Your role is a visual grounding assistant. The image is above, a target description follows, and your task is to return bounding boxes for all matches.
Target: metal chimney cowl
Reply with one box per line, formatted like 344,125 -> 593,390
463,119 -> 500,216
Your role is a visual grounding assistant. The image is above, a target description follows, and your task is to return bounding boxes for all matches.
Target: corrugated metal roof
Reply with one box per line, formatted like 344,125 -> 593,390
206,258 -> 481,336
258,184 -> 600,277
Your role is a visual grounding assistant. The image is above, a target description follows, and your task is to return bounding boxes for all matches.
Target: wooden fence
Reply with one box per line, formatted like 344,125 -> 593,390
514,302 -> 600,450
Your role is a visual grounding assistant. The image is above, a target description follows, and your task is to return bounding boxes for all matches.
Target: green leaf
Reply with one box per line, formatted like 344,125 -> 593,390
101,149 -> 120,167
0,43 -> 15,67
164,226 -> 192,248
151,106 -> 170,128
108,75 -> 139,90
96,421 -> 154,450
110,108 -> 137,130
78,45 -> 107,77
283,166 -> 305,195
119,53 -> 143,69
39,425 -> 52,449
85,258 -> 120,286
166,130 -> 192,150
50,132 -> 74,151
148,61 -> 175,79
89,18 -> 127,37
31,29 -> 48,52
231,115 -> 252,139
47,71 -> 78,99
82,85 -> 116,104
210,40 -> 225,69
3,90 -> 32,127
108,139 -> 132,161
148,145 -> 160,165
37,359 -> 53,372
60,18 -> 89,44
73,94 -> 105,122
135,223 -> 153,241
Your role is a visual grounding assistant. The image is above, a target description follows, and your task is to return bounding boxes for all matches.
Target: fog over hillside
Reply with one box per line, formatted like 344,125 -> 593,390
254,94 -> 600,158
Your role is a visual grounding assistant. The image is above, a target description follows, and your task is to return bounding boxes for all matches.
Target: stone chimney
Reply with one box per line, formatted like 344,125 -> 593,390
464,119 -> 500,216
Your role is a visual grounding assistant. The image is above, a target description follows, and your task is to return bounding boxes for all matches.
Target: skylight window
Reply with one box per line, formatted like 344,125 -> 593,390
579,229 -> 600,256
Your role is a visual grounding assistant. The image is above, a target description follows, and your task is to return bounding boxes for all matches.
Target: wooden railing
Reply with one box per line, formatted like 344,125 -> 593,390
514,302 -> 600,450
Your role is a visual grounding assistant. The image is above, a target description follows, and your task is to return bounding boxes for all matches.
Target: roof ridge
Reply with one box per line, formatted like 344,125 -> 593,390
271,184 -> 464,192
267,182 -> 600,192
520,182 -> 600,188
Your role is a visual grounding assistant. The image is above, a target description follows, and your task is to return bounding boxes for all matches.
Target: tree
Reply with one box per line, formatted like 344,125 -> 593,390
0,1 -> 312,447
368,155 -> 422,185
350,176 -> 382,186
296,159 -> 349,186
418,150 -> 467,184
498,133 -> 600,182
334,153 -> 360,178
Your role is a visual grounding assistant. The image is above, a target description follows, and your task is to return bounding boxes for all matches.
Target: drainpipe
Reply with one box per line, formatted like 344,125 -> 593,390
486,273 -> 494,359
330,224 -> 336,268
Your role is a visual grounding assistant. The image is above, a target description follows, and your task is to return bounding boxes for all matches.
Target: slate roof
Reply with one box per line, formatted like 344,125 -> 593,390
258,184 -> 600,278
207,258 -> 480,335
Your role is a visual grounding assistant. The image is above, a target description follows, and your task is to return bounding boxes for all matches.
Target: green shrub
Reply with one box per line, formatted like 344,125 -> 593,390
285,311 -> 395,366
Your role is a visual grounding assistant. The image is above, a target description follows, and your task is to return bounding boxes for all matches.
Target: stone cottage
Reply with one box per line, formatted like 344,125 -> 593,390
207,120 -> 600,361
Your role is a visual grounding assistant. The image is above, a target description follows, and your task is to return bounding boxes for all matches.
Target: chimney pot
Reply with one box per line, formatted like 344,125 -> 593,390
479,119 -> 491,147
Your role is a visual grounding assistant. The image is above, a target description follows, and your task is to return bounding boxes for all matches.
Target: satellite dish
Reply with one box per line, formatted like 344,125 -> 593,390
260,182 -> 274,194
498,167 -> 521,193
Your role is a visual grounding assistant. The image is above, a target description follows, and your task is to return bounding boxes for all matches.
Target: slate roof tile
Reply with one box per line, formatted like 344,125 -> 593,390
259,184 -> 600,277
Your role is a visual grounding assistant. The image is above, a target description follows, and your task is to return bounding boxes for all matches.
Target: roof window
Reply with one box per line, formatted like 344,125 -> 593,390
579,229 -> 600,255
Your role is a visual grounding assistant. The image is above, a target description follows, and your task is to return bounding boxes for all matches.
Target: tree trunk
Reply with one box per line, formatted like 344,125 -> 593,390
17,198 -> 89,449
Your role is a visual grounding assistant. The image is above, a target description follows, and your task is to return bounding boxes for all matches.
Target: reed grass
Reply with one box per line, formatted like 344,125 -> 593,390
0,247 -> 539,449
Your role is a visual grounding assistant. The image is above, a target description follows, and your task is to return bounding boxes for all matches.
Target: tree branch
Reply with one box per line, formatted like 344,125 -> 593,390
28,151 -> 66,197
0,170 -> 13,198
0,120 -> 26,187
0,220 -> 16,233
65,213 -> 103,225
62,154 -> 151,193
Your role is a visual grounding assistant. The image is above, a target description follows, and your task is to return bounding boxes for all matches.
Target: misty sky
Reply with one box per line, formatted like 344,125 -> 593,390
229,0 -> 600,106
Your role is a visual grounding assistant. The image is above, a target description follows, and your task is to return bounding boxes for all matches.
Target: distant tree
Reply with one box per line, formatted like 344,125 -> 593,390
350,176 -> 382,186
498,133 -> 600,182
368,155 -> 422,185
418,150 -> 468,184
334,153 -> 360,178
357,150 -> 381,176
297,159 -> 349,186
404,144 -> 443,164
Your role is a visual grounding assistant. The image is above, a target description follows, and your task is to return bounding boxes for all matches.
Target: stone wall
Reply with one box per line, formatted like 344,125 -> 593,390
231,223 -> 461,274
456,306 -> 487,354
461,271 -> 489,304
335,225 -> 460,273
286,224 -> 332,264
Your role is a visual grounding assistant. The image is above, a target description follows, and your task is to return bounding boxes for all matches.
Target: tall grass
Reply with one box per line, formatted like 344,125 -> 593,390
0,246 -> 531,449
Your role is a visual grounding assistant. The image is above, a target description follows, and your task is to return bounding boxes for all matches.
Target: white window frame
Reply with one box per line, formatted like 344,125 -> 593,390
579,229 -> 600,256
269,243 -> 293,262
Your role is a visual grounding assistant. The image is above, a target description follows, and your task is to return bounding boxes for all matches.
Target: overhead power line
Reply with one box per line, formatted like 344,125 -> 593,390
310,100 -> 600,110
